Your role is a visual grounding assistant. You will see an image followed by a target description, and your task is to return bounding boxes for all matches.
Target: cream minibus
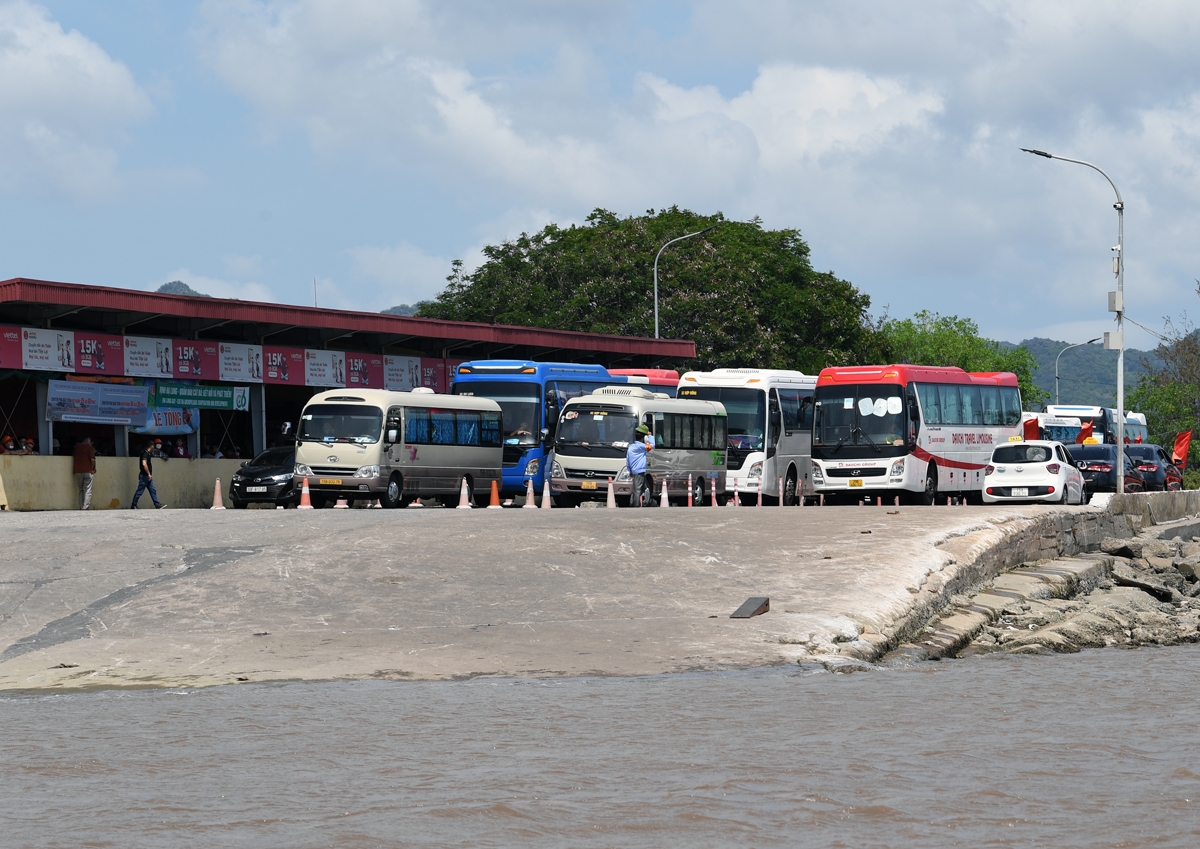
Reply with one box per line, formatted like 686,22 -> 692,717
293,388 -> 503,508
548,386 -> 728,506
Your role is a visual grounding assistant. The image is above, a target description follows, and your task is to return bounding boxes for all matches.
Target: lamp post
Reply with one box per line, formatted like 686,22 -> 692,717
1022,148 -> 1125,493
1054,337 -> 1101,405
653,224 -> 719,339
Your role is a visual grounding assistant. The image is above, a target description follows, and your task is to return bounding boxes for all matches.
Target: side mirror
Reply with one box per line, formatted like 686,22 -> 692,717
386,428 -> 399,444
240,460 -> 248,467
909,404 -> 920,422
281,422 -> 292,434
541,428 -> 550,443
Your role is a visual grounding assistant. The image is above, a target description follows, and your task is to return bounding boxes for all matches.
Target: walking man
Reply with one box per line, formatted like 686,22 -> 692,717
625,423 -> 654,507
130,438 -> 166,509
73,436 -> 97,510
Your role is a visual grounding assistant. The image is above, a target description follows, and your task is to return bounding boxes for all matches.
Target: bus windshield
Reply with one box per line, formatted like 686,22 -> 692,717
679,387 -> 764,450
555,408 -> 638,458
298,404 -> 383,444
453,380 -> 541,445
813,385 -> 906,452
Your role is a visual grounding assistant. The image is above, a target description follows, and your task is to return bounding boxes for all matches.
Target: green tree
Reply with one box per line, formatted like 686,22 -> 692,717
417,207 -> 877,372
1128,321 -> 1200,485
878,311 -> 1048,408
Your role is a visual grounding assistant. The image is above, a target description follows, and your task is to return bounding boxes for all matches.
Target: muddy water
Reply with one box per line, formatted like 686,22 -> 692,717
4,647 -> 1200,848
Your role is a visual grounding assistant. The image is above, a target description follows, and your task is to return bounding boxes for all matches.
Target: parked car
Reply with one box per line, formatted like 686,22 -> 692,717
1124,444 -> 1183,491
1068,443 -> 1149,497
982,440 -> 1086,504
229,445 -> 298,508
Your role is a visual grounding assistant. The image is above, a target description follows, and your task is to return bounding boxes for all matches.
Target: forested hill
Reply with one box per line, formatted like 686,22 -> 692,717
1003,337 -> 1160,408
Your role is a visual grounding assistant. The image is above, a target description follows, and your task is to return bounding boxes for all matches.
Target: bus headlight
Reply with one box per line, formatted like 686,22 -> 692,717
294,463 -> 313,477
353,465 -> 380,478
524,458 -> 540,477
748,461 -> 763,478
551,460 -> 564,479
890,458 -> 905,477
811,464 -> 824,482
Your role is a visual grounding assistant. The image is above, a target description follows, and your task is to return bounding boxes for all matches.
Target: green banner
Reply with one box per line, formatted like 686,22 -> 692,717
152,382 -> 250,411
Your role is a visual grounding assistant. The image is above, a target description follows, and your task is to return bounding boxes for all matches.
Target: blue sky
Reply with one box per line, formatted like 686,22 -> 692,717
4,1 -> 1200,350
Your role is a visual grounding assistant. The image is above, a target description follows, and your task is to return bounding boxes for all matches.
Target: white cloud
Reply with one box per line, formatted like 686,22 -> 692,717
346,240 -> 449,309
0,0 -> 151,200
222,253 -> 263,278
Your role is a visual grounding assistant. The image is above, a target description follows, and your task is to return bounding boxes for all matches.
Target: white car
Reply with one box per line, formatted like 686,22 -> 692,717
982,440 -> 1086,504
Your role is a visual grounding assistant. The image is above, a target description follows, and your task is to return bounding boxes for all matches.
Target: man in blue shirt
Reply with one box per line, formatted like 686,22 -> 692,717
626,424 -> 653,507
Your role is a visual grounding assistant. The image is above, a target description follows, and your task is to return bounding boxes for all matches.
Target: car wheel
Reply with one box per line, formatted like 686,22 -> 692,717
382,475 -> 403,509
922,463 -> 938,506
231,498 -> 247,509
691,477 -> 705,506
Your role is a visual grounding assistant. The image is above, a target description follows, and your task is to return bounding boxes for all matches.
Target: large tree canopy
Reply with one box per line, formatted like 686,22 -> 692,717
877,311 -> 1048,408
416,207 -> 875,372
1128,320 -> 1200,482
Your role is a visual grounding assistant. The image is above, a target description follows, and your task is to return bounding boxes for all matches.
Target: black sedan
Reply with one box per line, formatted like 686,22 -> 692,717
1069,443 -> 1149,497
229,446 -> 299,508
1124,444 -> 1183,491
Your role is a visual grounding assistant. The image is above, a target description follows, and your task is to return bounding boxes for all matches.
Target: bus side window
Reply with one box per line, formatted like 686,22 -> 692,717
916,383 -> 940,425
979,386 -> 1001,426
999,386 -> 1022,427
768,390 -> 781,446
544,388 -> 560,442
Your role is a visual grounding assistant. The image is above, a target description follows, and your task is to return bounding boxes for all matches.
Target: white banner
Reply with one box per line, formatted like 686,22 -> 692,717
305,349 -> 345,387
219,343 -> 263,382
384,355 -> 421,391
22,328 -> 75,372
124,336 -> 174,378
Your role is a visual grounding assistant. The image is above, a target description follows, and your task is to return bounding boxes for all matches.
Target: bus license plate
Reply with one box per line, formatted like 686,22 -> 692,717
245,486 -> 268,493
848,479 -> 863,487
1011,487 -> 1028,497
581,480 -> 597,490
319,478 -> 342,485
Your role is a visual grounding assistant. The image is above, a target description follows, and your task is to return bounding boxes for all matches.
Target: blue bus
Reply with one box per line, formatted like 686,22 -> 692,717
451,360 -> 632,496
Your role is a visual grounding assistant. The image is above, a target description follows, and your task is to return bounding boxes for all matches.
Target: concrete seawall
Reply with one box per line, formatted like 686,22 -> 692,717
0,493 -> 1197,690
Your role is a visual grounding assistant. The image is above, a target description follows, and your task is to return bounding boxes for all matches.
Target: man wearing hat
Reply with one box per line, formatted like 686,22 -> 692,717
625,423 -> 654,507
0,435 -> 26,454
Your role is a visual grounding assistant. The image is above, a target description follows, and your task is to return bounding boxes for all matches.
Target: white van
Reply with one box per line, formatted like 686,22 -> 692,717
293,388 -> 503,508
548,386 -> 727,506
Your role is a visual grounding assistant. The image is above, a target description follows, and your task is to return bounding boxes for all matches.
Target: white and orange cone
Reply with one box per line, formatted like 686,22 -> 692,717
606,477 -> 616,508
659,477 -> 670,508
457,477 -> 472,509
211,478 -> 225,510
298,477 -> 313,509
687,474 -> 693,507
334,496 -> 349,508
778,476 -> 784,505
523,478 -> 538,509
486,480 -> 502,509
540,478 -> 553,509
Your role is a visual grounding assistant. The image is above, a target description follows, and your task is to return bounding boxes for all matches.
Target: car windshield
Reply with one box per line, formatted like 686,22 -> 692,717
679,387 -> 764,450
992,444 -> 1053,464
453,380 -> 541,446
814,384 -> 906,451
1125,446 -> 1157,461
297,404 -> 383,443
250,447 -> 294,467
556,409 -> 638,446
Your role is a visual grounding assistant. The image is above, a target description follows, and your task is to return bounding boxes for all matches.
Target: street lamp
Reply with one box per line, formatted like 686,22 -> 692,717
1022,148 -> 1126,493
653,224 -> 720,339
1054,337 -> 1101,405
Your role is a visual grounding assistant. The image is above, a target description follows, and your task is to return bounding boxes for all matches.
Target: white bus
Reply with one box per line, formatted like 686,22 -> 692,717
548,386 -> 727,506
1042,405 -> 1150,444
676,368 -> 816,505
293,388 -> 503,508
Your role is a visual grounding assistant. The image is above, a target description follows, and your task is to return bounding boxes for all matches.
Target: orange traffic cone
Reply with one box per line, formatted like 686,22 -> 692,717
523,479 -> 538,509
756,483 -> 763,507
211,478 -> 226,510
711,479 -> 718,507
457,477 -> 472,509
486,480 -> 502,509
728,477 -> 738,507
540,478 -> 553,509
298,477 -> 313,509
606,477 -> 616,508
659,477 -> 670,508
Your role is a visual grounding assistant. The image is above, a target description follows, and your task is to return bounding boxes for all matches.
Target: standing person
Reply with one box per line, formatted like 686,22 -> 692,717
625,424 -> 654,507
172,437 -> 192,459
130,438 -> 166,509
73,436 -> 97,510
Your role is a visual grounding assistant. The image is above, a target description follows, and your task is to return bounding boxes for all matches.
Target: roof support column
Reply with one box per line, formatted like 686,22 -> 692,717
251,384 -> 267,458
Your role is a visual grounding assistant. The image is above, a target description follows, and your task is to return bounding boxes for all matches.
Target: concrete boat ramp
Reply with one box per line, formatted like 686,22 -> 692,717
1,495 -> 1197,690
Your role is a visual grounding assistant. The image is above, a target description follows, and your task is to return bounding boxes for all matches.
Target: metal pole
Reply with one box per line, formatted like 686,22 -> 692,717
1054,337 -> 1101,405
1021,148 -> 1125,493
653,224 -> 719,338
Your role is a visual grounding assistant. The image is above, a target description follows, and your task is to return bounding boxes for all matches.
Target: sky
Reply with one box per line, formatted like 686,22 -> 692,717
3,1 -> 1200,350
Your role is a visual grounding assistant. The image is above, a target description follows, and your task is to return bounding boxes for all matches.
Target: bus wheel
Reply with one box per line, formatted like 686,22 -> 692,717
922,463 -> 938,506
783,471 -> 798,506
382,475 -> 403,509
692,478 -> 704,506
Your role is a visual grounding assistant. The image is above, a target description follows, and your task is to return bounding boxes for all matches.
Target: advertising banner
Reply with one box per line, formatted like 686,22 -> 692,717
219,343 -> 263,382
45,380 -> 149,425
384,355 -> 421,391
74,331 -> 124,376
446,359 -> 466,388
132,406 -> 200,435
22,328 -> 75,372
173,340 -> 219,380
153,383 -> 250,411
263,346 -> 304,385
0,326 -> 22,370
124,336 -> 174,378
305,349 -> 345,387
345,352 -> 384,389
419,357 -> 446,393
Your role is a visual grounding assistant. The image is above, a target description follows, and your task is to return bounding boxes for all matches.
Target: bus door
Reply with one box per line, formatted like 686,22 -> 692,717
767,389 -> 781,462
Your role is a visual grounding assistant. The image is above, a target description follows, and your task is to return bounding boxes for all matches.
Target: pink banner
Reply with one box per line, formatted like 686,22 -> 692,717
264,346 -> 305,385
419,358 -> 446,393
75,331 -> 124,376
0,326 -> 21,370
345,353 -> 384,389
173,340 -> 220,380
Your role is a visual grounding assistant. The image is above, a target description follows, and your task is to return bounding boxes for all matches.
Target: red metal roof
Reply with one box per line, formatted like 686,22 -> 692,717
0,278 -> 695,359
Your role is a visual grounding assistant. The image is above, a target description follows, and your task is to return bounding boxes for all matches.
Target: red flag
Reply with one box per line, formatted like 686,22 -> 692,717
1076,421 -> 1093,444
1023,417 -> 1040,441
1173,431 -> 1192,470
